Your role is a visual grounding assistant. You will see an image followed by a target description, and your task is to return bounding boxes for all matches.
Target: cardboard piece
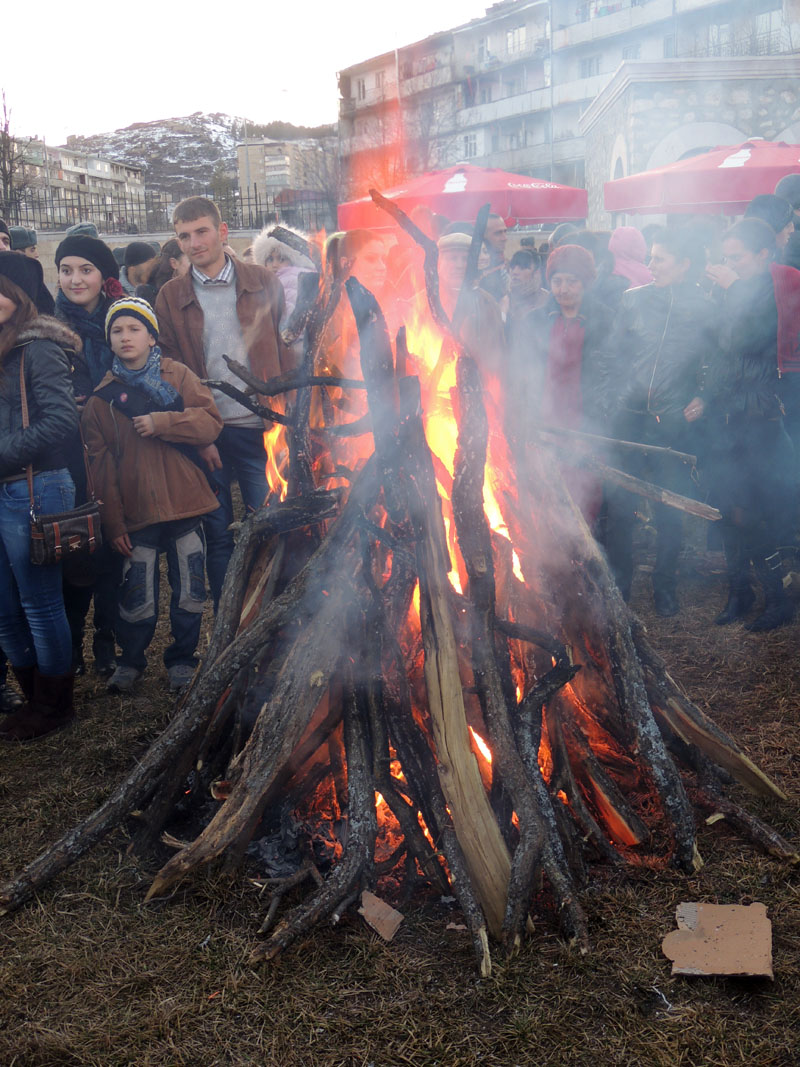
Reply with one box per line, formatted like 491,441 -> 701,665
662,902 -> 773,978
358,890 -> 404,941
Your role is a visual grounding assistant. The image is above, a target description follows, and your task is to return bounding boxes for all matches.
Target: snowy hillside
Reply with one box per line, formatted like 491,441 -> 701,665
64,112 -> 240,197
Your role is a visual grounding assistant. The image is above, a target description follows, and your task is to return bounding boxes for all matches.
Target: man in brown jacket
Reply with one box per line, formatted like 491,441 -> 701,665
155,196 -> 293,607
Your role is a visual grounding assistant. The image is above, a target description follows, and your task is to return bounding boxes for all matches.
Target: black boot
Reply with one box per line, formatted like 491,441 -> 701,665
11,665 -> 35,702
715,532 -> 755,625
745,552 -> 794,632
0,670 -> 75,742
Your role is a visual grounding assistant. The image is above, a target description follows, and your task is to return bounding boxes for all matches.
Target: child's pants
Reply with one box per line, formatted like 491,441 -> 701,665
116,518 -> 207,672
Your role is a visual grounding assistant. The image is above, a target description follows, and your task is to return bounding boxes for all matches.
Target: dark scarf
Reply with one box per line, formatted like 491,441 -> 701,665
55,289 -> 115,388
110,345 -> 179,408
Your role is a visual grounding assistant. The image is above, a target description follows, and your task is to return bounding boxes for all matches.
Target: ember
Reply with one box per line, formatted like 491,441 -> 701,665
0,196 -> 795,978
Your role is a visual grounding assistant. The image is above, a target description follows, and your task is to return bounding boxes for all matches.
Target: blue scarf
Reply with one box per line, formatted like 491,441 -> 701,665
111,345 -> 180,409
55,289 -> 115,388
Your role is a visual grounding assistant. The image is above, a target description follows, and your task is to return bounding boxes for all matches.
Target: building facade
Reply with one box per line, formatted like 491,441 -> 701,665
337,0 -> 800,214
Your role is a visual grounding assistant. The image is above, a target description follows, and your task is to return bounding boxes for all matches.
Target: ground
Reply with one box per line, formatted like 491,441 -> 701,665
1,531 -> 799,1067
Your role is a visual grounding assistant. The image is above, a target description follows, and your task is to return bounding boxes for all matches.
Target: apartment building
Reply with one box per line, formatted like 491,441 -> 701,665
236,138 -> 336,199
337,0 -> 800,219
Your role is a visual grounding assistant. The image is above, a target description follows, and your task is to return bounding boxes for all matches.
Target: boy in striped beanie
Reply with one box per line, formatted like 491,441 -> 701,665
81,298 -> 223,694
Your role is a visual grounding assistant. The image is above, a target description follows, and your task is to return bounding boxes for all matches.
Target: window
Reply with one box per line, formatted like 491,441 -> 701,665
357,78 -> 366,101
477,38 -> 488,63
580,55 -> 600,78
622,44 -> 640,61
663,34 -> 676,58
506,25 -> 527,55
464,133 -> 478,158
375,71 -> 385,90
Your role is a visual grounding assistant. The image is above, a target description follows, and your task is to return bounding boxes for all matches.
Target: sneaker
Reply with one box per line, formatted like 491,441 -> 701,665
107,665 -> 142,693
167,663 -> 196,693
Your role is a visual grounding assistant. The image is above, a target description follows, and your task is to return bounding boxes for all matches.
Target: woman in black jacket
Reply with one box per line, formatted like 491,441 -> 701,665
603,226 -> 717,615
703,218 -> 795,631
0,253 -> 80,741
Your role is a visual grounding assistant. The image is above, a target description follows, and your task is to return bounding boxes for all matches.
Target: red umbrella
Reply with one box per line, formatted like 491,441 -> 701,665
338,164 -> 587,229
604,140 -> 800,216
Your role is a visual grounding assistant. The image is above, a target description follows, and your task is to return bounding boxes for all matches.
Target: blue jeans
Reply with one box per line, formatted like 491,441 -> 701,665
203,425 -> 269,608
116,518 -> 207,672
0,469 -> 75,675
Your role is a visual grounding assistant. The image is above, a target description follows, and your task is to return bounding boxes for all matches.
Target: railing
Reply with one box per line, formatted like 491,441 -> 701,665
684,29 -> 791,58
3,185 -> 336,235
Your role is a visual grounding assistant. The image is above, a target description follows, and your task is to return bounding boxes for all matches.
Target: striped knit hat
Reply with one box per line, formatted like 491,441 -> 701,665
105,296 -> 159,341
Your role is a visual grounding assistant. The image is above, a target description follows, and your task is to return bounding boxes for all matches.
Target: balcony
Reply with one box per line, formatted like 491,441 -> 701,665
400,63 -> 455,98
457,73 -> 608,128
552,0 -> 673,49
459,33 -> 550,75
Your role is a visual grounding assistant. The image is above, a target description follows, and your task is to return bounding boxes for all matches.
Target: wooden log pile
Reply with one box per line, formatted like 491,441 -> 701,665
0,198 -> 796,977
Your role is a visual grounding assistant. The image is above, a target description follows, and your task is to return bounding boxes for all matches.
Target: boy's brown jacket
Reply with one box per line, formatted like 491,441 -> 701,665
81,357 -> 223,541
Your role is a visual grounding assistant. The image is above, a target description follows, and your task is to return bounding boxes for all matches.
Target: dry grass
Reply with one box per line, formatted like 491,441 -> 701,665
1,535 -> 799,1067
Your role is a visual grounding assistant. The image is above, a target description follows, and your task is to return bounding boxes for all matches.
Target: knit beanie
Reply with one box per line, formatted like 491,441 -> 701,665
56,234 -> 120,281
124,241 -> 158,268
546,244 -> 597,286
745,194 -> 794,235
0,251 -> 42,304
105,296 -> 159,341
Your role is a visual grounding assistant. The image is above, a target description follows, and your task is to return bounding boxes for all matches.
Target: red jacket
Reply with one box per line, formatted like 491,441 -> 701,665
770,262 -> 800,375
155,259 -> 294,385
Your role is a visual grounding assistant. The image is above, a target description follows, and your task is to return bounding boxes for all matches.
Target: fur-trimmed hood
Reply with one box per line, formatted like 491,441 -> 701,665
252,228 -> 315,271
15,314 -> 83,353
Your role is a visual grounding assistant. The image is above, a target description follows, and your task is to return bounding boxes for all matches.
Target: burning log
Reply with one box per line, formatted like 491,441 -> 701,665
0,194 -> 792,979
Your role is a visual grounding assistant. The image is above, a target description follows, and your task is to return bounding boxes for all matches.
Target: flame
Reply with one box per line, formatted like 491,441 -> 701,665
263,423 -> 289,502
469,726 -> 493,766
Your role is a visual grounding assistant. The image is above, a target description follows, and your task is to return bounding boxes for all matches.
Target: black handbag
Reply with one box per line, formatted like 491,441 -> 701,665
20,352 -> 103,567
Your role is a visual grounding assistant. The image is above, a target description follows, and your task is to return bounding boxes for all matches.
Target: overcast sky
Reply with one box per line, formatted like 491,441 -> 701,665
6,1 -> 491,144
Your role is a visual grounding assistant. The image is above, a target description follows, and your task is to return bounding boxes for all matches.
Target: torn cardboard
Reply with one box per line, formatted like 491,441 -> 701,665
662,902 -> 773,979
358,890 -> 404,941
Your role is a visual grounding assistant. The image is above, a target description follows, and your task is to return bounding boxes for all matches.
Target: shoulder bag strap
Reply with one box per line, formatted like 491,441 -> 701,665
19,351 -> 37,520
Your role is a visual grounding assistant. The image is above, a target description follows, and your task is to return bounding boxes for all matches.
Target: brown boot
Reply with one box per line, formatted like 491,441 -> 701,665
0,671 -> 75,743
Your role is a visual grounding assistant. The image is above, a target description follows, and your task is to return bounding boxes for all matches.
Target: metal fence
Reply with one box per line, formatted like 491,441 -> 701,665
5,185 -> 336,235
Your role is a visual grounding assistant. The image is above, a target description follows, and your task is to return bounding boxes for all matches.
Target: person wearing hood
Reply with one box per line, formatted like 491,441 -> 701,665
252,227 -> 316,320
0,252 -> 80,741
604,226 -> 718,615
504,243 -> 613,525
608,226 -> 654,289
54,234 -> 126,676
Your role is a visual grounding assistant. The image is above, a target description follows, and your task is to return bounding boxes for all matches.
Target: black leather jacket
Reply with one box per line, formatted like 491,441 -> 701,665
0,316 -> 80,480
704,272 -> 783,422
610,282 -> 718,420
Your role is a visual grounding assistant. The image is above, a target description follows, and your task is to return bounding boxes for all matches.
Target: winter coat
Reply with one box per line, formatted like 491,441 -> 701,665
275,264 -> 315,320
609,282 -> 717,420
503,292 -> 614,449
81,358 -> 223,541
155,260 -> 294,386
704,271 -> 783,423
0,316 -> 80,480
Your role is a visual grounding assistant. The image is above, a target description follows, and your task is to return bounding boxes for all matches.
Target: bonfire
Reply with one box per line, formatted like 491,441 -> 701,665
1,197 -> 795,977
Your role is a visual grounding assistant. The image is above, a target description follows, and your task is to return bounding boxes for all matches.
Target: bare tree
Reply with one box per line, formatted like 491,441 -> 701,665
0,91 -> 37,221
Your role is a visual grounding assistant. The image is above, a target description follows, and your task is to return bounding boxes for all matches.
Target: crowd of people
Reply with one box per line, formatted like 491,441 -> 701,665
2,173 -> 800,742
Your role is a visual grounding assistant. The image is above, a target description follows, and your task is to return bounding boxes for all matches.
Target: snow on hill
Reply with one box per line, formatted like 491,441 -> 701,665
65,113 -> 244,198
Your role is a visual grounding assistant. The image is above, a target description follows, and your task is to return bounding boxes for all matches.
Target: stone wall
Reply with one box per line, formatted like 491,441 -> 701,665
581,59 -> 800,228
